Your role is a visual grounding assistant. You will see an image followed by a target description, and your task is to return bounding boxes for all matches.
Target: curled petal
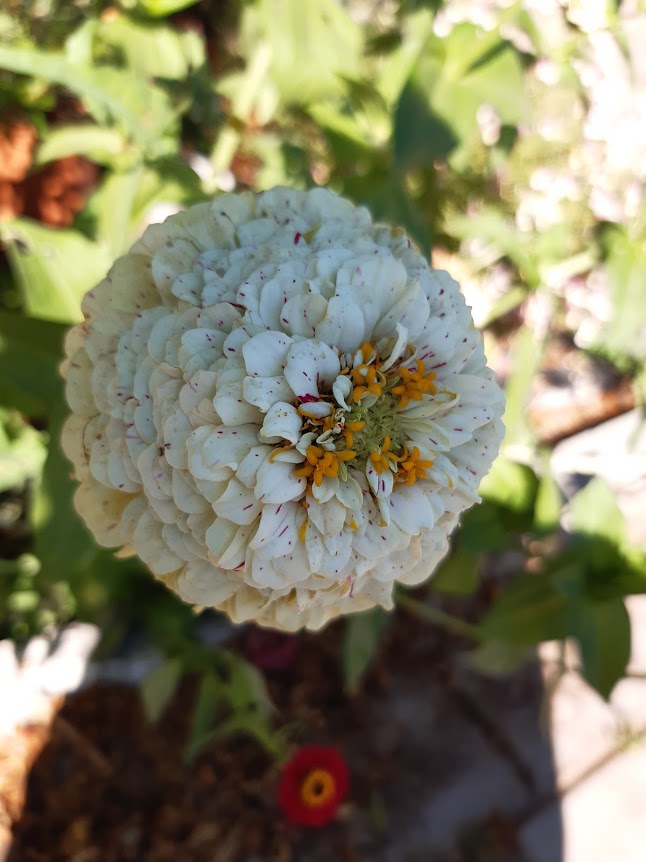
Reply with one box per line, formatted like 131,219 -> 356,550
260,402 -> 302,444
283,340 -> 340,400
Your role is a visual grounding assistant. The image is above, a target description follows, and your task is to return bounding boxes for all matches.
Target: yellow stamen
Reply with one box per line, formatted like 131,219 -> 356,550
343,419 -> 365,447
391,360 -> 436,409
395,445 -> 434,485
296,445 -> 357,487
369,435 -> 404,474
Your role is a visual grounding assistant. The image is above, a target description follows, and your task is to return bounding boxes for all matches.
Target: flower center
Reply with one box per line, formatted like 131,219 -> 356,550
290,342 -> 438,492
300,768 -> 337,808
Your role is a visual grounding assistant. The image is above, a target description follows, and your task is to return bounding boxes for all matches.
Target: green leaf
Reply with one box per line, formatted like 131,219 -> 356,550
0,219 -> 110,324
35,125 -> 127,166
342,607 -> 389,691
478,457 -> 539,515
600,221 -> 646,360
343,170 -> 430,257
225,653 -> 275,719
571,598 -> 631,699
255,0 -> 362,105
127,0 -> 202,16
0,45 -> 175,152
569,477 -> 627,549
502,325 -> 542,447
0,311 -> 66,416
140,658 -> 183,723
397,24 -> 528,168
98,14 -> 204,80
533,454 -> 562,532
184,672 -> 223,765
0,410 -> 47,494
432,548 -> 480,596
464,639 -> 534,677
458,502 -> 510,553
87,158 -> 205,258
478,573 -> 572,645
394,79 -> 457,168
88,167 -> 145,259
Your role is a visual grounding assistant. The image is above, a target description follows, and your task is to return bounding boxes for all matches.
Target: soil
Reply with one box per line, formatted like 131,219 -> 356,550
0,607 -> 541,862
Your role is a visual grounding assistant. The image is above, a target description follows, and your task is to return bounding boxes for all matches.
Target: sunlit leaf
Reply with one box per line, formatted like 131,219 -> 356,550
599,224 -> 646,360
98,13 -> 204,79
0,219 -> 110,324
36,125 -> 127,166
255,0 -> 362,105
569,477 -> 627,549
126,0 -> 202,17
479,457 -> 538,515
0,45 -> 175,152
0,409 -> 47,494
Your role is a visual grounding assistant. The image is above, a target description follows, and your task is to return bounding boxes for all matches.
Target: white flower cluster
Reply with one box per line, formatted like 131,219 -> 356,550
62,188 -> 505,631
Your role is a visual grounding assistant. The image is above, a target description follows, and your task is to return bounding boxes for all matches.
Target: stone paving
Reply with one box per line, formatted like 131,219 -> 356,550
518,596 -> 646,862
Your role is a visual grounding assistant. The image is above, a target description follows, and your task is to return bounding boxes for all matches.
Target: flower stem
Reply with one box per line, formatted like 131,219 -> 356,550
396,592 -> 482,642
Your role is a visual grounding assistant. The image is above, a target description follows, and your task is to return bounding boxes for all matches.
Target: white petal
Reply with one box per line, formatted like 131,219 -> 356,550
249,502 -> 300,557
332,374 -> 353,411
235,445 -> 273,487
388,484 -> 436,535
243,375 -> 294,412
335,474 -> 363,510
134,510 -> 182,575
310,474 -> 338,503
335,254 -> 408,336
213,477 -> 262,524
177,560 -> 238,605
372,284 -> 430,342
219,524 -> 254,569
172,470 -> 209,513
187,424 -> 258,481
205,516 -> 238,558
298,400 -> 333,419
162,524 -> 197,562
250,555 -> 288,589
259,402 -> 302,444
314,296 -> 365,354
280,293 -> 328,338
307,497 -> 346,536
283,340 -> 340,400
242,330 -> 294,377
378,322 -> 409,372
255,458 -> 306,503
214,376 -> 262,426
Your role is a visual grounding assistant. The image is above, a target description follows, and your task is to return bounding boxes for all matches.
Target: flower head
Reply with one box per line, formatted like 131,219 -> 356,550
61,187 -> 505,631
278,745 -> 349,827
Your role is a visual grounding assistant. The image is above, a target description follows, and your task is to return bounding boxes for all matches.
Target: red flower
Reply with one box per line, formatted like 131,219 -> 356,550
278,745 -> 350,827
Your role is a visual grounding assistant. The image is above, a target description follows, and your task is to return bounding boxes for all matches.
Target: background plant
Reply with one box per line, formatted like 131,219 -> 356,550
1,0 -> 645,748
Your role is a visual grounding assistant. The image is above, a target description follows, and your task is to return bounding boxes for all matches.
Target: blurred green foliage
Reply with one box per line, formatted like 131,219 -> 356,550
0,0 -> 645,716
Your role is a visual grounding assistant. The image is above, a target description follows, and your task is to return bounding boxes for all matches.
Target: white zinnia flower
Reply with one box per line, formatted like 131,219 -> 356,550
61,187 -> 505,631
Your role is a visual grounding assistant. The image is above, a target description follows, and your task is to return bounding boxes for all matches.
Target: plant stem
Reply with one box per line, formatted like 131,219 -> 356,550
396,592 -> 482,642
